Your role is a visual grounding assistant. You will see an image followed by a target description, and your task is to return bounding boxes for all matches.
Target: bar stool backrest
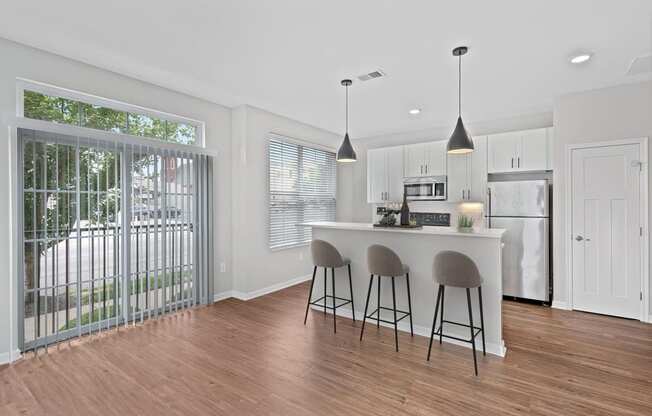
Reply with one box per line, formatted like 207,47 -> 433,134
311,239 -> 345,268
367,244 -> 404,276
433,251 -> 483,288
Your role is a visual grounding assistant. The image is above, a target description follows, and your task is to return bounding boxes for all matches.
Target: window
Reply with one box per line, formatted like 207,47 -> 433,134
268,134 -> 336,250
22,89 -> 198,145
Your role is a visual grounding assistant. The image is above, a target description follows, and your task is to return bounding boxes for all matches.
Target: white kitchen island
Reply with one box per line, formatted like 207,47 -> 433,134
303,222 -> 507,357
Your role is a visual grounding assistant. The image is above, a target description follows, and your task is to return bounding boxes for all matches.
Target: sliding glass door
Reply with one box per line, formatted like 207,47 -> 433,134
18,127 -> 211,352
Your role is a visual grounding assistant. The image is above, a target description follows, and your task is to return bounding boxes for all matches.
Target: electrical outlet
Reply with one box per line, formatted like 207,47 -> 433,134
220,262 -> 226,273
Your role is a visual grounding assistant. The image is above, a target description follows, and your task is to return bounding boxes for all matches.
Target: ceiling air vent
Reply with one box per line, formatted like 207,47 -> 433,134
626,54 -> 652,76
357,70 -> 386,82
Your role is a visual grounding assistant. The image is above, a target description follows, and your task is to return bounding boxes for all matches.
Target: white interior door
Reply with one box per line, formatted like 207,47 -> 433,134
571,143 -> 641,319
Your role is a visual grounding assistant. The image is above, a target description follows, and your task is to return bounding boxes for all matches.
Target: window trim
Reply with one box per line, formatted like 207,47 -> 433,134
267,132 -> 337,251
16,77 -> 206,149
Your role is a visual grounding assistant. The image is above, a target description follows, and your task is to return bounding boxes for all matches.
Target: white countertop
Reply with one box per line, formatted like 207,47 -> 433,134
303,222 -> 505,239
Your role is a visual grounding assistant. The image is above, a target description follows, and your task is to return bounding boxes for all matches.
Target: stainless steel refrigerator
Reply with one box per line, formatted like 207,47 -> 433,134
487,180 -> 550,302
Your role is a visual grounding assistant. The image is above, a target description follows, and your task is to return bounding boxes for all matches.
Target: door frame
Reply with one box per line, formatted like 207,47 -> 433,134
565,137 -> 649,322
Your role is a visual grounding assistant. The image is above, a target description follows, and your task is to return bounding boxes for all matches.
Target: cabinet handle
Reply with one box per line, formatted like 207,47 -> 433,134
511,157 -> 514,168
517,157 -> 520,168
420,165 -> 423,175
425,165 -> 428,174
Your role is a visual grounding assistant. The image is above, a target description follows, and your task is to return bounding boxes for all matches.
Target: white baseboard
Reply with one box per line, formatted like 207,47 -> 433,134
0,349 -> 22,365
310,305 -> 507,358
551,300 -> 570,310
213,274 -> 312,303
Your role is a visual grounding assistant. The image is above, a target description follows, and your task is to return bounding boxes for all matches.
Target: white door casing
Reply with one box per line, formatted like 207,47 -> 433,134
570,142 -> 644,319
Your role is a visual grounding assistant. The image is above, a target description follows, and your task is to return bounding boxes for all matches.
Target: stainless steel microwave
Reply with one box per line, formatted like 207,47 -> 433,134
404,176 -> 447,201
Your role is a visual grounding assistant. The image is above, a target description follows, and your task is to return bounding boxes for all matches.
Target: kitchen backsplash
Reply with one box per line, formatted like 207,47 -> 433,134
371,201 -> 485,228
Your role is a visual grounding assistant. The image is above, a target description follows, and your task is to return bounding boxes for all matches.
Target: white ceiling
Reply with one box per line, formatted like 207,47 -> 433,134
1,0 -> 651,138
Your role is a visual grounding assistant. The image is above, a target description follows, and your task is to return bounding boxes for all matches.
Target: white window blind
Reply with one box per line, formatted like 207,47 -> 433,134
268,135 -> 336,250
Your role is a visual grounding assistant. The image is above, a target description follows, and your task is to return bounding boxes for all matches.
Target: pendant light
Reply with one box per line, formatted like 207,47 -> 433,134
447,46 -> 474,154
336,79 -> 357,162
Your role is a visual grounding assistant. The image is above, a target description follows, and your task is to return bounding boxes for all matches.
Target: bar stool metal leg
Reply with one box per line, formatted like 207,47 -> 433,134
376,275 -> 381,328
405,273 -> 414,336
391,276 -> 399,352
323,268 -> 327,315
304,266 -> 317,325
427,285 -> 443,361
466,288 -> 478,376
348,264 -> 356,322
478,286 -> 486,355
360,274 -> 374,341
439,286 -> 445,344
331,268 -> 337,333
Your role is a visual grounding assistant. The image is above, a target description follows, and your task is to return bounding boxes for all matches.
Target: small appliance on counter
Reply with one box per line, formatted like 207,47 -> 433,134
403,176 -> 447,201
409,212 -> 451,227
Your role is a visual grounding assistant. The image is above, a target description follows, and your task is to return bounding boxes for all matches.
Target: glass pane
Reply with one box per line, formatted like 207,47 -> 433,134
24,192 -> 34,239
24,141 -> 34,189
166,121 -> 196,145
24,242 -> 36,290
24,91 -> 80,126
34,141 -> 45,190
80,103 -> 127,133
128,113 -> 165,139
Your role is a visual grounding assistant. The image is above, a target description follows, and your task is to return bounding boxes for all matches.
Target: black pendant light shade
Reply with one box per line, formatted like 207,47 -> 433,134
337,79 -> 357,162
447,116 -> 474,154
337,132 -> 357,162
447,46 -> 474,154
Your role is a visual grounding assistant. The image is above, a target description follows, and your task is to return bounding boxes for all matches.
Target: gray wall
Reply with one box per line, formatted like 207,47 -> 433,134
230,105 -> 352,296
0,38 -> 233,361
552,81 -> 652,315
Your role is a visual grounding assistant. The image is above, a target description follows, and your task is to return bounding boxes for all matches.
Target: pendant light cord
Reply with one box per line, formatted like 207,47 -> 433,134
345,84 -> 349,134
458,54 -> 462,117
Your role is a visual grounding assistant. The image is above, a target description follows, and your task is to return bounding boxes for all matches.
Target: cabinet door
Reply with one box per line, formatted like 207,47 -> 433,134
468,136 -> 488,202
404,143 -> 426,177
386,146 -> 405,201
367,149 -> 387,203
487,132 -> 519,173
447,152 -> 469,203
518,128 -> 548,171
425,141 -> 447,176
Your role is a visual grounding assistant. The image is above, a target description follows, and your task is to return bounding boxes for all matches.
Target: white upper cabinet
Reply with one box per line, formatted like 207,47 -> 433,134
386,146 -> 405,201
404,140 -> 447,177
425,141 -> 447,176
519,128 -> 548,171
487,131 -> 520,173
487,127 -> 552,173
367,148 -> 388,203
404,143 -> 426,177
447,136 -> 487,202
367,146 -> 404,203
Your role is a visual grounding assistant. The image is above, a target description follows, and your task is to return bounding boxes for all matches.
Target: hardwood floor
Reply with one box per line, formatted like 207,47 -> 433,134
1,281 -> 651,415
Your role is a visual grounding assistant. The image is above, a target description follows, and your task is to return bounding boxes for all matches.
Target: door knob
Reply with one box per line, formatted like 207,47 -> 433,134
575,235 -> 583,241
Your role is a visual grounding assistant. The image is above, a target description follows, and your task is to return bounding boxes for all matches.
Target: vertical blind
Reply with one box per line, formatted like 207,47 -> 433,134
268,134 -> 336,249
18,127 -> 214,352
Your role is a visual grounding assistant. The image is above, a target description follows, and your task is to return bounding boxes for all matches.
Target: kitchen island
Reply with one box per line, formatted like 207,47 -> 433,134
303,222 -> 507,356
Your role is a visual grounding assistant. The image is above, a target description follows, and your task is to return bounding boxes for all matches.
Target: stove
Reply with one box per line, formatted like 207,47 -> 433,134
409,212 -> 450,227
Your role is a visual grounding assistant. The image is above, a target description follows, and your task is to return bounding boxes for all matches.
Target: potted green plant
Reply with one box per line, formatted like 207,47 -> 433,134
457,214 -> 474,232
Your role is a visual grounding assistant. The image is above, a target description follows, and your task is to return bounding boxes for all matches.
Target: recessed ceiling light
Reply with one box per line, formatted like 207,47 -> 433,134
570,52 -> 593,64
408,108 -> 421,115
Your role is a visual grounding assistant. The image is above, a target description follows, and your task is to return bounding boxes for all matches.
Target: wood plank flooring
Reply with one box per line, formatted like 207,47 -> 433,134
1,281 -> 651,415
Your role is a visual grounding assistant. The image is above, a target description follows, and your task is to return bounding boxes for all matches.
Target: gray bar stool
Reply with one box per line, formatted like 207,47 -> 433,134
304,239 -> 355,333
360,244 -> 413,352
427,250 -> 486,376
